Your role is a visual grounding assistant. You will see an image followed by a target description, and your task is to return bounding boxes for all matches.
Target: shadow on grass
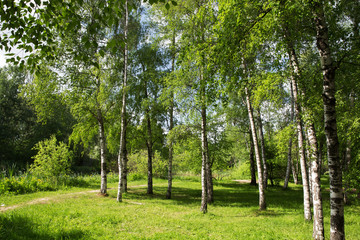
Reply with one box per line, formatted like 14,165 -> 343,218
0,214 -> 86,240
119,181 -> 308,213
212,182 -> 306,210
122,186 -> 202,206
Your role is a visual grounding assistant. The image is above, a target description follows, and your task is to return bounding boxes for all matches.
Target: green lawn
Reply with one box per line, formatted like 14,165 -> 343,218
1,178 -> 359,240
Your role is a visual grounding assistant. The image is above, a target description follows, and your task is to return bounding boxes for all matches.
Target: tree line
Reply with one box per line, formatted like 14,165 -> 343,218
1,0 -> 359,239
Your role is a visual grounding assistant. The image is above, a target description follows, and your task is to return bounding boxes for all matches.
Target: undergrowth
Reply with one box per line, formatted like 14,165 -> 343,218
0,172 -> 120,196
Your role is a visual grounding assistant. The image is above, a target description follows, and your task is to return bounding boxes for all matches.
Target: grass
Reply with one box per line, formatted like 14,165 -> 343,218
1,177 -> 359,240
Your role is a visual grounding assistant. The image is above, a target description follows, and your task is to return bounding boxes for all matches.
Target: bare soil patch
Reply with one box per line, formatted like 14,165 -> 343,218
0,184 -> 156,212
233,179 -> 252,184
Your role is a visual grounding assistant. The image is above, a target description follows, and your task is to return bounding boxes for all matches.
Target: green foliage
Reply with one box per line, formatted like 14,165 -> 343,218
30,136 -> 73,180
273,124 -> 295,163
227,161 -> 252,180
0,66 -> 35,165
344,155 -> 360,202
128,150 -> 168,178
127,173 -> 147,181
0,174 -> 55,195
173,133 -> 202,174
0,66 -> 73,167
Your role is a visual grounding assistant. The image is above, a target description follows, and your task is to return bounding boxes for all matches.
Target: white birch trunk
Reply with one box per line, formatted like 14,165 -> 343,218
249,128 -> 257,185
166,99 -> 174,199
98,111 -> 107,195
166,30 -> 176,199
257,110 -> 268,188
312,2 -> 344,239
308,124 -> 324,240
283,28 -> 312,220
284,80 -> 294,189
290,64 -> 312,221
144,79 -> 153,195
121,118 -> 128,192
200,103 -> 208,213
200,69 -> 208,213
245,87 -> 266,210
117,0 -> 128,202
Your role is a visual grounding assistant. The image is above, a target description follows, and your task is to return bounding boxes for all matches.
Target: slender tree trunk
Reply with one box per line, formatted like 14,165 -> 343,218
205,121 -> 213,203
284,137 -> 293,189
245,87 -> 266,210
343,140 -> 351,204
200,104 -> 208,213
98,111 -> 107,195
306,135 -> 313,206
308,123 -> 325,240
257,109 -> 268,188
145,80 -> 153,195
117,0 -> 128,202
290,70 -> 312,221
166,98 -> 174,199
292,146 -> 299,185
249,128 -> 257,185
122,117 -> 128,192
200,70 -> 208,213
318,140 -> 323,175
94,72 -> 107,195
166,30 -> 176,199
285,28 -> 312,220
312,2 -> 344,239
206,150 -> 213,204
284,81 -> 295,189
146,120 -> 153,195
344,90 -> 354,204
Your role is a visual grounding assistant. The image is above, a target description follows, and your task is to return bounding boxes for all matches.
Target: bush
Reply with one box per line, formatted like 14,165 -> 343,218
30,135 -> 73,182
227,161 -> 252,180
128,150 -> 167,178
128,173 -> 146,181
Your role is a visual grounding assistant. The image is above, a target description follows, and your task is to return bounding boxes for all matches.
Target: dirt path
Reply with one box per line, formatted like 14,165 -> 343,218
1,180 -> 253,212
0,189 -> 104,213
0,184 -> 151,213
233,180 -> 252,184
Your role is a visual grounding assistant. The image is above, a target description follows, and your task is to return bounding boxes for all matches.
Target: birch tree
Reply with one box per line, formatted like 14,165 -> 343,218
310,1 -> 344,238
245,87 -> 266,210
117,0 -> 129,202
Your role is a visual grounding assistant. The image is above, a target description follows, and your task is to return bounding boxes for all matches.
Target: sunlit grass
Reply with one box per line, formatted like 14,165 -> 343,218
0,177 -> 359,240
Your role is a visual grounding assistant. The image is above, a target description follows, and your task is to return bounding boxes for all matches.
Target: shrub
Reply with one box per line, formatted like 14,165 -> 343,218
228,161 -> 252,180
30,135 -> 73,182
128,173 -> 146,181
128,150 -> 167,178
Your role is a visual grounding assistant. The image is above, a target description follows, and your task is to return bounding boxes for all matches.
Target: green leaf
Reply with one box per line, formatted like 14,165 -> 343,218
171,0 -> 177,6
165,3 -> 170,10
99,49 -> 105,57
93,61 -> 100,69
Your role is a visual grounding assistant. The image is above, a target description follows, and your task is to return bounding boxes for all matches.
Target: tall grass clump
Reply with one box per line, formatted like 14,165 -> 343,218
0,173 -> 55,195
